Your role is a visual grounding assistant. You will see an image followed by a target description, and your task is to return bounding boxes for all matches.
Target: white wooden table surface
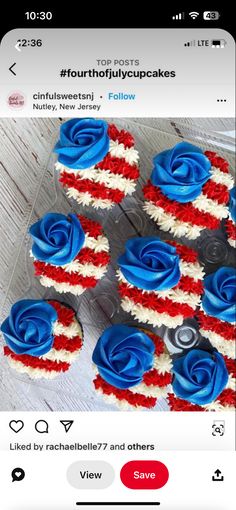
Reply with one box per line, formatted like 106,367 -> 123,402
0,117 -> 235,412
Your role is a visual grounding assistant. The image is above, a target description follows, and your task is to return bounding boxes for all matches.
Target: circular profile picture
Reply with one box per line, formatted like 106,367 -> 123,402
7,91 -> 26,109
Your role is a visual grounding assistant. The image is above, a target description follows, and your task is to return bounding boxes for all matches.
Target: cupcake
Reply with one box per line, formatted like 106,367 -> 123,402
168,349 -> 235,411
117,237 -> 204,328
197,267 -> 236,359
54,118 -> 139,210
1,300 -> 83,379
143,143 -> 234,240
29,212 -> 110,295
92,324 -> 172,410
225,187 -> 236,248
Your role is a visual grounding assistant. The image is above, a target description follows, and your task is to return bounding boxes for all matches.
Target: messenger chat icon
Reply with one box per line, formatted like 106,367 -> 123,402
11,468 -> 25,482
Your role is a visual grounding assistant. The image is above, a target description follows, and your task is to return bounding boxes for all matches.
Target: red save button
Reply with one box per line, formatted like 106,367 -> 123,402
120,461 -> 169,490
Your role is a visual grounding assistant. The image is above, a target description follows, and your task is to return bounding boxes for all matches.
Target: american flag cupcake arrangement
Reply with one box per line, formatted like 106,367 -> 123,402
1,300 -> 83,379
54,118 -> 140,210
1,118 -> 235,411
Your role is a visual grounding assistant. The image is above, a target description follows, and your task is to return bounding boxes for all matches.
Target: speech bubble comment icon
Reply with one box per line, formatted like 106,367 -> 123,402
35,420 -> 49,434
11,468 -> 25,482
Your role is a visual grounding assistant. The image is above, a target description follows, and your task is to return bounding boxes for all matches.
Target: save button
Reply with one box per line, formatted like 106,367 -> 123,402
120,461 -> 169,490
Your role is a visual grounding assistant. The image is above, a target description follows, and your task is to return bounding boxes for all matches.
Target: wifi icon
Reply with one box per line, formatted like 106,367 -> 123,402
189,11 -> 199,19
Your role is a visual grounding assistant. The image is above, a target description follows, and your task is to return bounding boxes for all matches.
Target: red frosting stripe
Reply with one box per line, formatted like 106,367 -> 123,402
94,374 -> 157,409
75,247 -> 110,266
77,215 -> 103,239
143,182 -> 220,229
204,151 -> 229,173
53,334 -> 82,352
4,346 -> 70,372
48,300 -> 75,326
224,357 -> 236,378
225,218 -> 236,240
108,123 -> 135,148
167,393 -> 204,412
60,172 -> 125,203
218,388 -> 236,407
118,282 -> 197,318
166,240 -> 199,263
96,154 -> 139,180
147,333 -> 165,356
202,180 -> 229,204
197,310 -> 236,341
143,370 -> 172,387
168,390 -> 236,411
176,275 -> 203,295
34,260 -> 97,288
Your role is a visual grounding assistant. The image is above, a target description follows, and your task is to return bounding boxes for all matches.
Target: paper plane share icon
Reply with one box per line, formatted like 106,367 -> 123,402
60,420 -> 74,433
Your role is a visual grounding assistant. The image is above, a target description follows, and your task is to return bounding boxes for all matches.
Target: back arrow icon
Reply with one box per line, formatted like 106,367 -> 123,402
9,63 -> 16,76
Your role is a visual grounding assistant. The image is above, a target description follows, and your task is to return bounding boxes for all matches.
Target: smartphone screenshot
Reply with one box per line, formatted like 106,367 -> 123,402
0,7 -> 235,510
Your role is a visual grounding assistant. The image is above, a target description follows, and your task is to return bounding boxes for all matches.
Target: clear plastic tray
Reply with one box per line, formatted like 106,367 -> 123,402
0,118 -> 235,412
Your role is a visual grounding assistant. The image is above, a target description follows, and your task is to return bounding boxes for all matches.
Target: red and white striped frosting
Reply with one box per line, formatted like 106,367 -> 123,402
56,124 -> 140,210
32,215 -> 110,295
168,356 -> 236,412
225,217 -> 236,248
3,301 -> 83,379
93,332 -> 172,410
197,310 -> 236,360
143,151 -> 234,240
117,241 -> 204,329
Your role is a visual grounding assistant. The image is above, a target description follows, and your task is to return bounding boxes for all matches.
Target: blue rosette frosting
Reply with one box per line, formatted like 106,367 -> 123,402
150,141 -> 211,203
202,267 -> 236,323
54,118 -> 109,169
29,212 -> 85,266
92,324 -> 155,389
172,349 -> 228,405
229,186 -> 236,222
118,236 -> 180,291
1,299 -> 57,357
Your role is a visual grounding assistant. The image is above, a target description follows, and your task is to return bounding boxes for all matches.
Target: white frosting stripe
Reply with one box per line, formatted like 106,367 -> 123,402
109,139 -> 139,165
42,348 -> 81,363
40,276 -> 88,295
6,358 -> 62,379
53,318 -> 83,339
179,260 -> 205,281
228,237 -> 236,248
143,202 -> 203,240
61,167 -> 136,194
95,389 -> 146,410
202,401 -> 233,412
192,192 -> 229,219
199,328 -> 235,359
66,188 -> 114,209
129,384 -> 169,398
117,270 -> 201,308
210,167 -> 234,189
153,353 -> 173,374
61,261 -> 108,278
85,234 -> 109,253
121,297 -> 184,328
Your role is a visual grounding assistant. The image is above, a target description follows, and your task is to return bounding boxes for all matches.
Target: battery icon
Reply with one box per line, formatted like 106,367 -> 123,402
211,39 -> 227,48
203,11 -> 220,20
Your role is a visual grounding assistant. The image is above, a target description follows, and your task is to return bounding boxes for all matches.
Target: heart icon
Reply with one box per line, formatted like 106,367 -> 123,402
9,420 -> 24,433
